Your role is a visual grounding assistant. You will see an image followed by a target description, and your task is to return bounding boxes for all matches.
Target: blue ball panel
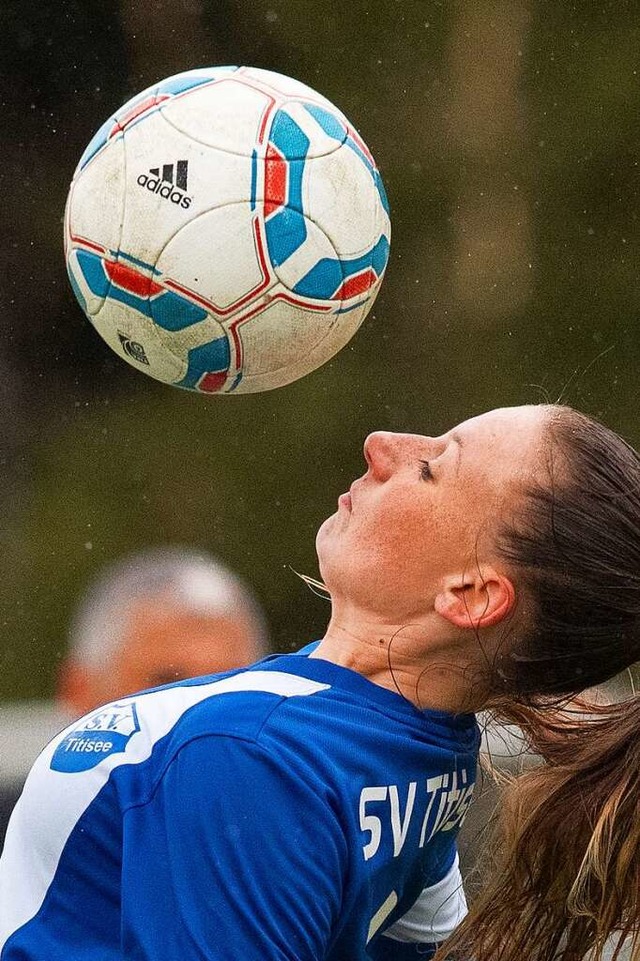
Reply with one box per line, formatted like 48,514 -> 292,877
178,337 -> 231,390
269,111 -> 310,161
303,104 -> 347,144
151,291 -> 208,332
265,208 -> 307,267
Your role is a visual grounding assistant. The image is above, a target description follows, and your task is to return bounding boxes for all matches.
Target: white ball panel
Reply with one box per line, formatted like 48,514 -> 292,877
303,144 -> 379,256
156,205 -> 272,310
66,136 -> 125,253
234,298 -> 339,377
234,298 -> 372,393
161,78 -> 275,155
304,298 -> 371,361
92,300 -> 186,384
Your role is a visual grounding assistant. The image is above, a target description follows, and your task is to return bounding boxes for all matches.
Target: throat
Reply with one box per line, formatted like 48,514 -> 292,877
310,623 -> 485,712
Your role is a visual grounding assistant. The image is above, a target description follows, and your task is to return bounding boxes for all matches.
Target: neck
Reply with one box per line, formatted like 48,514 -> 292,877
310,606 -> 487,713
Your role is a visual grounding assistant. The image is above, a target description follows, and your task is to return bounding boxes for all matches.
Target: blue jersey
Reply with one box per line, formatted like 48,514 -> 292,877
0,648 -> 479,960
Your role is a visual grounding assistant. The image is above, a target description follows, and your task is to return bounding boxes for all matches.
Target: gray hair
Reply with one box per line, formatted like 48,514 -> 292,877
67,547 -> 268,670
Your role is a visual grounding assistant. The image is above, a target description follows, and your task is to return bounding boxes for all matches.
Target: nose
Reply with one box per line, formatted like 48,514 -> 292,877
363,431 -> 426,480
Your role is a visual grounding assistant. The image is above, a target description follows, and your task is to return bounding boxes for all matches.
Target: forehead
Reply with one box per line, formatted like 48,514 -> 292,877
452,405 -> 547,448
448,406 -> 549,495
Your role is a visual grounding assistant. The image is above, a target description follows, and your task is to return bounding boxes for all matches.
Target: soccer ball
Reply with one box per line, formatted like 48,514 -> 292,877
64,66 -> 391,394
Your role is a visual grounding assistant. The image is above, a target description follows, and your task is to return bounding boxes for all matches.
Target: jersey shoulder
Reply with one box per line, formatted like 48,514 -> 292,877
162,664 -> 333,747
46,659 -> 330,781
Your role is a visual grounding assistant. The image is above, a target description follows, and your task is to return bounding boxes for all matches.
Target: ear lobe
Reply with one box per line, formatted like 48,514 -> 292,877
434,569 -> 515,630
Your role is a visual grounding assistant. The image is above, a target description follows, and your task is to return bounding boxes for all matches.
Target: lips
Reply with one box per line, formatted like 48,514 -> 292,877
338,492 -> 352,510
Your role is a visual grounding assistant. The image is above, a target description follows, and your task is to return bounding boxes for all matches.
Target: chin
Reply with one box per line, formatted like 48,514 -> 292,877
315,520 -> 336,577
315,511 -> 336,549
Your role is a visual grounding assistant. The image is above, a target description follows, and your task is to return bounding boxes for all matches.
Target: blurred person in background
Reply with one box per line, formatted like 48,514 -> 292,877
57,546 -> 269,716
0,547 -> 268,842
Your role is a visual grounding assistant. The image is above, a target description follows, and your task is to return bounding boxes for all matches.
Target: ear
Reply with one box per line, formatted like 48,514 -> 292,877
434,568 -> 515,630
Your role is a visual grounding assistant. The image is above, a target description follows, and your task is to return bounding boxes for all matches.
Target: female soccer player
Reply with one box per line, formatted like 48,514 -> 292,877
0,404 -> 638,961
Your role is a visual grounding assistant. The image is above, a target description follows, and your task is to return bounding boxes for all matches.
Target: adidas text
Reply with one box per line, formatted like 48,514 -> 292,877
136,174 -> 192,209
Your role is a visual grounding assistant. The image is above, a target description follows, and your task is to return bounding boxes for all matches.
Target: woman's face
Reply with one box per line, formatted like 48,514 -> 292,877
316,405 -> 547,621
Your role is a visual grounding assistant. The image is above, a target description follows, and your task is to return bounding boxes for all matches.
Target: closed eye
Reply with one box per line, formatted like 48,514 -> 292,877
419,459 -> 433,481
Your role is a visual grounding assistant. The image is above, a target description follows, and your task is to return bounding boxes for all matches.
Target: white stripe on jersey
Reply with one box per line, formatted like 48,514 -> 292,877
380,853 -> 467,944
0,671 -> 329,948
366,890 -> 399,942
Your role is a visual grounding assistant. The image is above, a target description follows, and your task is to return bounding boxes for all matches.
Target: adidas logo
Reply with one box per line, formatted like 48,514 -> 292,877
136,160 -> 192,209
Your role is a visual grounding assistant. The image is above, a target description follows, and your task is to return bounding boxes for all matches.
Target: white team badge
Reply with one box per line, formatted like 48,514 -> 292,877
50,702 -> 140,773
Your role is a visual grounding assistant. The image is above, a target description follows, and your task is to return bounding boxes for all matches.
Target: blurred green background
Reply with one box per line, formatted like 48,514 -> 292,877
1,0 -> 639,699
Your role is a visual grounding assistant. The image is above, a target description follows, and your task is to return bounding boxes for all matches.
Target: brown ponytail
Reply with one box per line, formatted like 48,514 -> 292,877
439,406 -> 640,961
439,696 -> 640,961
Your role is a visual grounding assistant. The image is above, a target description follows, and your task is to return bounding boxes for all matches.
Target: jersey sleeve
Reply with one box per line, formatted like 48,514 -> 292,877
120,733 -> 347,961
368,852 -> 467,960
